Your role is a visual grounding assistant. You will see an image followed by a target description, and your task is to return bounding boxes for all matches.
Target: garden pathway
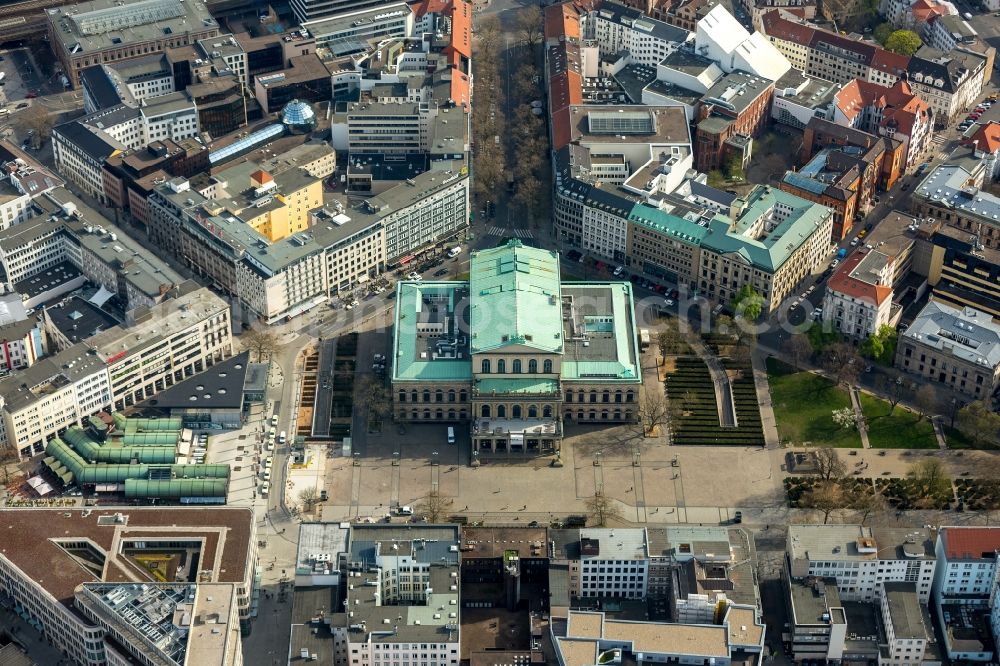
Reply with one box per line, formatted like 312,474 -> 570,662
688,336 -> 737,427
750,349 -> 781,449
849,387 -> 872,449
931,417 -> 948,449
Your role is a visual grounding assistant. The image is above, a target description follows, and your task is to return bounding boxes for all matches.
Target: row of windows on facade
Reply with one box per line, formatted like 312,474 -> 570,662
479,359 -> 552,374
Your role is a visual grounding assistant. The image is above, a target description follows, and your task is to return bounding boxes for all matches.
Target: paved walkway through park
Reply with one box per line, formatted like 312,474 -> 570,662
849,387 -> 872,449
750,349 -> 781,449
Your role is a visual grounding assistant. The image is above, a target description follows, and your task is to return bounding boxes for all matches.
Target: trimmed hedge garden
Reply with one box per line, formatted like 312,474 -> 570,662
666,355 -> 765,446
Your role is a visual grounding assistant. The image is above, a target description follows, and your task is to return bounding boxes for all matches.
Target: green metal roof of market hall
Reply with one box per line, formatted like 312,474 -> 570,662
469,240 -> 563,354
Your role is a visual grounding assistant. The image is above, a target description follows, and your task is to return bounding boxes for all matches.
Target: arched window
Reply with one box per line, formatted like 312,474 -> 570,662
497,404 -> 507,418
411,390 -> 418,403
481,359 -> 491,373
481,404 -> 491,418
497,359 -> 506,373
512,359 -> 522,373
448,409 -> 456,419
615,390 -> 623,403
411,410 -> 418,420
436,409 -> 444,419
423,409 -> 431,419
566,392 -> 573,403
589,391 -> 597,403
423,390 -> 431,402
435,390 -> 444,403
626,391 -> 635,403
602,391 -> 610,403
528,359 -> 537,373
398,391 -> 406,403
543,405 -> 553,418
459,390 -> 468,402
577,411 -> 584,420
528,405 -> 538,418
448,389 -> 456,403
614,410 -> 622,421
543,359 -> 552,373
589,410 -> 597,420
512,405 -> 522,419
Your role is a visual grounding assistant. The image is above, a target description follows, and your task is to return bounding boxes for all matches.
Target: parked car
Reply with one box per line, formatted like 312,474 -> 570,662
433,268 -> 448,277
406,271 -> 421,280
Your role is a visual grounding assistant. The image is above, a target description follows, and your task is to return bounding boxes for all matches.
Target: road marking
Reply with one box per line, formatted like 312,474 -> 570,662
486,226 -> 533,238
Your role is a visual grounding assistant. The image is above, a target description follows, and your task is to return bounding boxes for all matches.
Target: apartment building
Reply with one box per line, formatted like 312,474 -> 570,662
925,14 -> 978,52
933,527 -> 1000,662
51,121 -> 124,202
822,250 -> 899,339
771,70 -> 839,130
0,189 -> 183,311
916,223 -> 1000,318
290,523 -> 461,666
695,71 -> 775,172
0,318 -> 44,372
0,287 -> 229,456
895,300 -> 1000,399
908,48 -> 988,129
0,508 -> 256,666
549,529 -> 650,599
150,159 -> 466,324
880,583 -> 934,666
912,164 -> 1000,251
47,0 -> 219,88
779,146 -> 867,241
585,1 -> 691,67
787,525 -> 938,604
832,79 -> 934,171
802,117 -> 905,191
551,605 -> 765,666
79,57 -> 175,113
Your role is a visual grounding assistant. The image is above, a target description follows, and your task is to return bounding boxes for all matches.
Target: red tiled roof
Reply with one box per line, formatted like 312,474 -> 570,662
545,2 -> 582,42
250,169 -> 272,184
760,10 -> 816,45
445,0 -> 472,61
911,0 -> 949,23
964,121 -> 1000,153
944,527 -> 1000,560
869,49 -> 910,76
826,251 -> 892,306
552,107 -> 574,150
411,0 -> 451,17
836,79 -> 929,138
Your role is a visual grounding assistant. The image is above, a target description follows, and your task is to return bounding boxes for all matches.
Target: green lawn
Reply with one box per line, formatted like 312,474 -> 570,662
766,358 -> 862,448
944,425 -> 997,450
857,393 -> 938,449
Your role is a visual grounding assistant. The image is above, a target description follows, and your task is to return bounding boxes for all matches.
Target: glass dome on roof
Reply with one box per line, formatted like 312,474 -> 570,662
281,100 -> 316,134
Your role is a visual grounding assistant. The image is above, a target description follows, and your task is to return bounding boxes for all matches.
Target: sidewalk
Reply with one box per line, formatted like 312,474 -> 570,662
849,387 -> 872,449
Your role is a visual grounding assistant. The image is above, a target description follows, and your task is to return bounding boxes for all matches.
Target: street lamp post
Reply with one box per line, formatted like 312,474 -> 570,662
432,451 -> 439,466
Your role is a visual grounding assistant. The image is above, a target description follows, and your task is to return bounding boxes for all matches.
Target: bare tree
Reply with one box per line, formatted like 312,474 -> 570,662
298,487 -> 318,511
475,15 -> 502,53
243,328 -> 279,362
22,112 -> 56,146
907,458 -> 952,504
913,385 -> 940,422
515,5 -> 544,49
637,388 -> 670,435
728,341 -> 753,377
814,447 -> 847,482
823,342 -> 860,386
0,447 -> 16,485
801,481 -> 846,524
658,326 -> 682,358
357,375 -> 390,419
416,491 -> 454,523
585,491 -> 622,527
783,335 -> 812,370
875,373 -> 906,415
852,488 -> 888,525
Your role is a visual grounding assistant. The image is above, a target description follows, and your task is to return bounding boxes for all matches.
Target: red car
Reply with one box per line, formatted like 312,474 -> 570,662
24,91 -> 37,99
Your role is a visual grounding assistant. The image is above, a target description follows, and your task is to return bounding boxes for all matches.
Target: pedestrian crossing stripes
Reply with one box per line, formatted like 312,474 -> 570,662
486,226 -> 534,238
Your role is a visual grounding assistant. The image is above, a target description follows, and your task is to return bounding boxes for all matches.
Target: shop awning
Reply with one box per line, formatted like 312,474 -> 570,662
399,255 -> 415,265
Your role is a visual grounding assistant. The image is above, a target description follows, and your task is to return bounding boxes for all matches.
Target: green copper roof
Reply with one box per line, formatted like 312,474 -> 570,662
469,240 -> 563,354
630,186 -> 833,273
476,378 -> 559,395
700,186 -> 833,272
392,282 -> 473,382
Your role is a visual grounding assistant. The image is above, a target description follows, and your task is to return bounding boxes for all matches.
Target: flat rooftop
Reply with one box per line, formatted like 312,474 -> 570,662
13,261 -> 81,299
460,527 -> 549,560
0,508 -> 253,609
569,105 -> 690,145
86,287 -> 229,362
789,576 -> 841,626
142,351 -> 251,410
883,582 -> 929,640
48,0 -> 217,55
788,525 -> 935,565
44,295 -> 120,344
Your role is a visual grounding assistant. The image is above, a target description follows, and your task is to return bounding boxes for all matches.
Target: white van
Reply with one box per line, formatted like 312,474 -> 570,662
270,414 -> 278,427
268,426 -> 275,439
447,426 -> 455,445
266,440 -> 274,452
263,469 -> 271,482
279,430 -> 286,444
261,481 -> 270,497
447,246 -> 461,258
